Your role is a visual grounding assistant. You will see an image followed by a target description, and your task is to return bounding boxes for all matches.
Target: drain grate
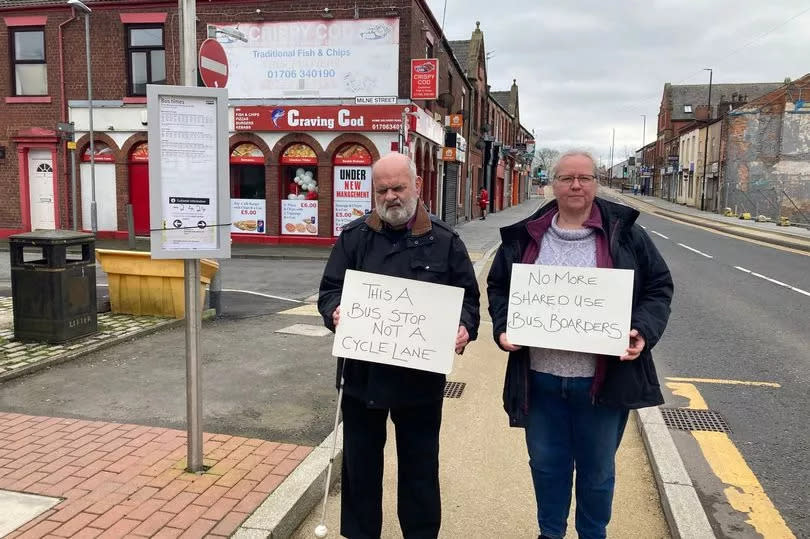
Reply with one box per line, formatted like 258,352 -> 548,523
661,407 -> 731,433
444,381 -> 466,398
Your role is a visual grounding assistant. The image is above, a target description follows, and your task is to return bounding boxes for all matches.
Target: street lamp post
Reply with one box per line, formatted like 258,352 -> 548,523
67,0 -> 96,233
700,68 -> 713,211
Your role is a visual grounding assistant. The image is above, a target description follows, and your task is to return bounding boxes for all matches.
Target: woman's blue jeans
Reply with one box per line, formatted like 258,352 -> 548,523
525,371 -> 629,539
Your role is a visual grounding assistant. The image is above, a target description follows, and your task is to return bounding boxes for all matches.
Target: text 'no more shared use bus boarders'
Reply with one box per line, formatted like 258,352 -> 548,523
507,264 -> 634,356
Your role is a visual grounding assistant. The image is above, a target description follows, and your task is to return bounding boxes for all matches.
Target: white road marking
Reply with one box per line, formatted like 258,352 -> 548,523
651,230 -> 669,239
734,267 -> 810,297
640,225 -> 647,229
677,243 -> 713,258
751,272 -> 789,287
221,289 -> 303,303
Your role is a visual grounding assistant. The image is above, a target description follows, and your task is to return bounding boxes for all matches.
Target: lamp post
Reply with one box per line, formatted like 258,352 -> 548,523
700,68 -> 712,211
67,0 -> 96,233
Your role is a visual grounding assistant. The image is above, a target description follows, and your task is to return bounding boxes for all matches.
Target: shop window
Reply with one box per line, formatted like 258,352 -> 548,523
229,143 -> 266,234
333,143 -> 373,236
12,28 -> 47,96
126,25 -> 166,96
280,144 -> 318,235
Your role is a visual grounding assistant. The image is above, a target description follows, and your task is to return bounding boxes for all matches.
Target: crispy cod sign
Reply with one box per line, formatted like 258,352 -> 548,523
506,264 -> 634,356
333,270 -> 464,374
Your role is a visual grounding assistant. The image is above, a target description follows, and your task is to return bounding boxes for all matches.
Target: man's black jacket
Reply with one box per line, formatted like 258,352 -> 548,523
487,197 -> 673,427
319,203 -> 480,408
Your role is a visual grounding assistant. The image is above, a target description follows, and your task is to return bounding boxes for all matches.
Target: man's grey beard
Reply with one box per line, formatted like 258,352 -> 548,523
376,196 -> 418,226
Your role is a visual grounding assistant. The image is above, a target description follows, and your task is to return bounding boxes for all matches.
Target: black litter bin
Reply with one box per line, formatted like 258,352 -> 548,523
9,230 -> 97,343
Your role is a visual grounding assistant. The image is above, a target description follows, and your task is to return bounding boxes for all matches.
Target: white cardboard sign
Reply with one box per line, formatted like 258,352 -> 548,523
332,270 -> 464,374
506,264 -> 634,356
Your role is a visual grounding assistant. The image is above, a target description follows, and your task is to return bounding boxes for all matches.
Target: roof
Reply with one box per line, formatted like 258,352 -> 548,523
490,91 -> 511,112
735,73 -> 810,112
670,83 -> 782,120
448,40 -> 470,73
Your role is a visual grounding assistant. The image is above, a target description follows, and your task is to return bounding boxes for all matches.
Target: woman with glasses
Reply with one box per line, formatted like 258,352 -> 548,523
486,150 -> 673,539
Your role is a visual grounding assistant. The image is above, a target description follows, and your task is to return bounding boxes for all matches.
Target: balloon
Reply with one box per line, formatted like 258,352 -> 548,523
305,171 -> 314,178
296,168 -> 305,177
287,193 -> 296,200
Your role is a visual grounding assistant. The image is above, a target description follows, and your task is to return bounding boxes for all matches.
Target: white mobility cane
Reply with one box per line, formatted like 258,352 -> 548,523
314,358 -> 347,538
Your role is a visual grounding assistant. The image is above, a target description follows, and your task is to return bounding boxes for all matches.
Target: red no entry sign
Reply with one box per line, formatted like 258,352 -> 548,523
199,39 -> 228,88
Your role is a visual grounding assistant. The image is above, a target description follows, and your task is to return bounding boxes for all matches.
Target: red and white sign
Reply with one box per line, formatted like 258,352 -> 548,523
333,166 -> 372,236
411,58 -> 438,100
199,39 -> 229,88
234,105 -> 405,132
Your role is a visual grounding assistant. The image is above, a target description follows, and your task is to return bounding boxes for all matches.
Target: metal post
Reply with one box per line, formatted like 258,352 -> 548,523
184,258 -> 203,472
179,0 -> 204,473
126,204 -> 136,250
70,146 -> 78,230
641,115 -> 646,148
399,107 -> 410,155
609,128 -> 615,188
700,68 -> 712,211
83,13 -> 97,234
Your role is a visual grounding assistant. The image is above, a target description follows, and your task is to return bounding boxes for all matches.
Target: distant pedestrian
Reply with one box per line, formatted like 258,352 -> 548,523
478,187 -> 489,220
486,150 -> 673,539
318,152 -> 480,539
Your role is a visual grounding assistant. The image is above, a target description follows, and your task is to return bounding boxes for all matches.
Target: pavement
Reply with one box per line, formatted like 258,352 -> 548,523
1,190 -> 805,538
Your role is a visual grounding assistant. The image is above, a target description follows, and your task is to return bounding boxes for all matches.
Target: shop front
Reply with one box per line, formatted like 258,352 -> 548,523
232,104 -> 399,244
495,159 -> 506,212
440,132 -> 466,226
409,107 -> 445,214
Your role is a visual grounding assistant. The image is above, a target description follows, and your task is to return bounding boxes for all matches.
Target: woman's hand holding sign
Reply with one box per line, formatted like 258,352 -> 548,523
620,329 -> 645,361
499,332 -> 522,352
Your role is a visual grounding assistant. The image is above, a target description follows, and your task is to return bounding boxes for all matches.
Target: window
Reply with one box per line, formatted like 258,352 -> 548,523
683,104 -> 692,113
11,28 -> 47,95
126,25 -> 166,96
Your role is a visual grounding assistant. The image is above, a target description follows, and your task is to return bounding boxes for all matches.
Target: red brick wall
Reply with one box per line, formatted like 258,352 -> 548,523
1,0 -> 469,232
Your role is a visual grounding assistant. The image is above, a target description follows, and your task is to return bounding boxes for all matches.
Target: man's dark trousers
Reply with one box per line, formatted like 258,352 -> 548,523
340,394 -> 443,539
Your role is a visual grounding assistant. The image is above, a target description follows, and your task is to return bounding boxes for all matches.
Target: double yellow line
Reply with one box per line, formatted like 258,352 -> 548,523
665,377 -> 794,538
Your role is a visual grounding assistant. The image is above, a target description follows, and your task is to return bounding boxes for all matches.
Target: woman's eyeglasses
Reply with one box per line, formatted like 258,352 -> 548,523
555,175 -> 596,185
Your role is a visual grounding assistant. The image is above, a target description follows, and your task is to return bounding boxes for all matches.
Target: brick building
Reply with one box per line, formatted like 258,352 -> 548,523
449,21 -> 490,221
490,79 -> 532,210
654,81 -> 781,201
724,74 -> 810,221
0,0 -> 474,243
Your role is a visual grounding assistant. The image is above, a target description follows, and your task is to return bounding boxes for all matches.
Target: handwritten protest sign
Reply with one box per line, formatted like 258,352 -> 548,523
506,264 -> 634,356
332,270 -> 464,374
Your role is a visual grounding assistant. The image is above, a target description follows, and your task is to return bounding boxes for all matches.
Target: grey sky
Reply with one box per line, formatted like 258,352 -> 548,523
425,0 -> 810,166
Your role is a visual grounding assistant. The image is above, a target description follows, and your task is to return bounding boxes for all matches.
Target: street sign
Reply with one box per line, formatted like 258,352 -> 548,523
355,96 -> 397,105
199,39 -> 229,88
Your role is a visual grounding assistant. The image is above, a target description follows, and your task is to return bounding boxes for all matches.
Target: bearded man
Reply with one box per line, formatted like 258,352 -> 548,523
318,152 -> 480,539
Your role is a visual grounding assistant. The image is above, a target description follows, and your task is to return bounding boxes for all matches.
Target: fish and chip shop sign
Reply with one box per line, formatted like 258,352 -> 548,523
506,264 -> 634,356
213,18 -> 399,99
234,105 -> 405,132
333,270 -> 464,374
